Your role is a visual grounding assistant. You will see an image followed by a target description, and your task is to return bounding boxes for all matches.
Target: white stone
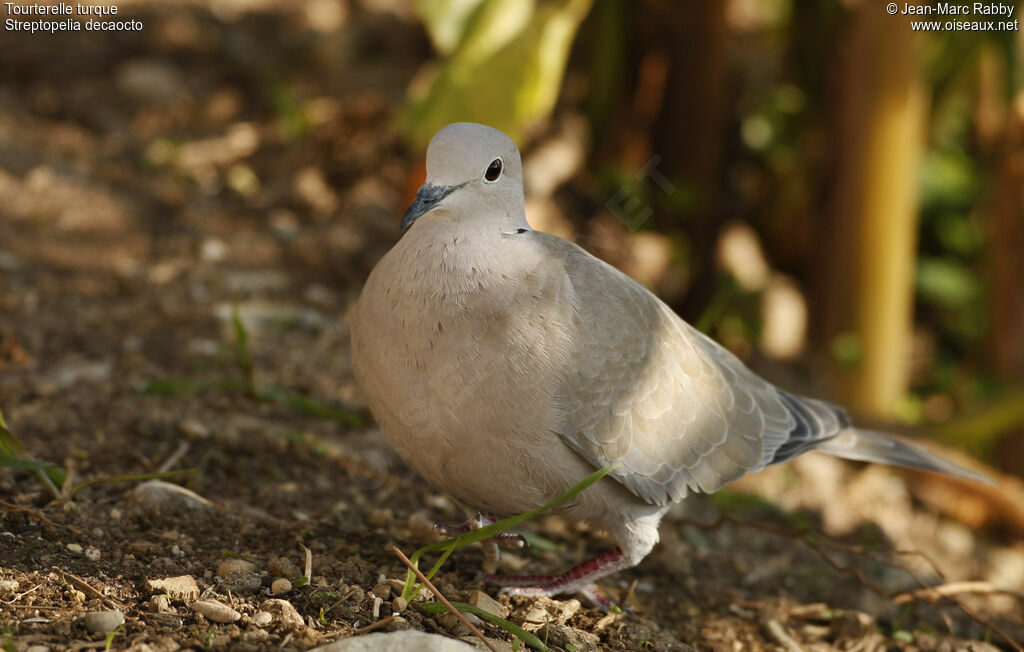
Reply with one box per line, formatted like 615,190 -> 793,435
310,630 -> 474,651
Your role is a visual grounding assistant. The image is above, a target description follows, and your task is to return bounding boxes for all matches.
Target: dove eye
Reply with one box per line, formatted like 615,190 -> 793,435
484,158 -> 503,182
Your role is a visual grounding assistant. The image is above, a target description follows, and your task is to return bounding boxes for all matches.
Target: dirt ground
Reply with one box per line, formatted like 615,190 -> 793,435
1,2 -> 1023,650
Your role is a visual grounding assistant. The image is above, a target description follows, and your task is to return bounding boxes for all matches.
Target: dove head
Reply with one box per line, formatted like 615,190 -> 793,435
401,123 -> 527,233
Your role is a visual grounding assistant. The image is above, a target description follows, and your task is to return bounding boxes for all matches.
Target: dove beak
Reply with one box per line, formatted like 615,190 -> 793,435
401,183 -> 458,233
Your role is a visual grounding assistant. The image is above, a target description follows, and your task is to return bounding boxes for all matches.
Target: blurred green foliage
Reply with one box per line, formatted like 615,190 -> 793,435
402,0 -> 591,147
403,0 -> 1023,443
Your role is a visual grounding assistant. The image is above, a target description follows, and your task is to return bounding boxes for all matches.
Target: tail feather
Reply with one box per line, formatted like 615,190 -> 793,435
814,428 -> 993,485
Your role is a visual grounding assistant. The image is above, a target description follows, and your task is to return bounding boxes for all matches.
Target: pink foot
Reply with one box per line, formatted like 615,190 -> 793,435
434,513 -> 526,563
484,547 -> 628,608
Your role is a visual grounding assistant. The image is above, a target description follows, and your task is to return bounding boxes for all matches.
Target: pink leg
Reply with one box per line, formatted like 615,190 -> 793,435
484,547 -> 629,607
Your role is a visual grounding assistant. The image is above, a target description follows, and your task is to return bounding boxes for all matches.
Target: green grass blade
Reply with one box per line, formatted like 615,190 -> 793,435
231,305 -> 254,389
67,469 -> 196,500
402,463 -> 620,600
254,386 -> 363,427
0,409 -> 27,456
140,378 -> 205,396
421,601 -> 549,651
0,409 -> 63,499
0,453 -> 55,471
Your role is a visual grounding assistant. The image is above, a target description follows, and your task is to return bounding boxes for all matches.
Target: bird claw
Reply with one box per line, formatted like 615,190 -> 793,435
433,513 -> 528,549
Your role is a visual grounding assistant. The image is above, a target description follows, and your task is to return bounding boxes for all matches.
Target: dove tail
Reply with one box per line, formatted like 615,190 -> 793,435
814,428 -> 993,484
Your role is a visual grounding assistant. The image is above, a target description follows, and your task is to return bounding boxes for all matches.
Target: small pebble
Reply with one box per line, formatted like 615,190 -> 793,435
221,571 -> 261,593
216,558 -> 257,577
179,419 -> 210,439
391,596 -> 408,612
127,540 -> 163,556
271,578 -> 292,595
200,239 -> 227,261
371,583 -> 391,600
267,556 -> 301,579
216,559 -> 260,592
84,609 -> 124,633
149,595 -> 171,613
440,613 -> 472,636
521,596 -> 581,627
243,629 -> 270,643
191,600 -> 241,623
126,480 -> 213,518
0,579 -> 19,595
541,623 -> 601,650
85,547 -> 101,561
251,610 -> 273,626
149,612 -> 183,628
468,590 -> 508,619
146,575 -> 199,601
261,598 -> 304,628
66,543 -> 83,554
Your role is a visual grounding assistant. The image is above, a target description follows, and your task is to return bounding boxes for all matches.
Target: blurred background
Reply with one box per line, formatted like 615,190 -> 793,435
401,0 -> 1024,478
7,0 -> 1021,472
1,1 -> 1023,647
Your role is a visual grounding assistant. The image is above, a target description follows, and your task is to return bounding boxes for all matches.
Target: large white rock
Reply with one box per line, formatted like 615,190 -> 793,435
311,630 -> 474,651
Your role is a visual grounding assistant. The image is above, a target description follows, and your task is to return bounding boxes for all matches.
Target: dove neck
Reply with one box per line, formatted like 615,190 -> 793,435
393,215 -> 539,303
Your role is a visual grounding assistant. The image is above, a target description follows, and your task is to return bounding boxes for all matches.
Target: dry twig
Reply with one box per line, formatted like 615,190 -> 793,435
300,543 -> 313,582
892,580 -> 1024,605
352,615 -> 398,635
55,568 -> 121,610
0,500 -> 83,535
765,618 -> 807,652
391,545 -> 497,652
157,441 -> 190,474
676,513 -> 1023,651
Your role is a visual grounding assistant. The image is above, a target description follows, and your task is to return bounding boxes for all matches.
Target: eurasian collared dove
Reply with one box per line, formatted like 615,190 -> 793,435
350,122 -> 990,601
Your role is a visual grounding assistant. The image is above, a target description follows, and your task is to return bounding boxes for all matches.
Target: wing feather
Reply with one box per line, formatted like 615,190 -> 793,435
541,234 -> 849,505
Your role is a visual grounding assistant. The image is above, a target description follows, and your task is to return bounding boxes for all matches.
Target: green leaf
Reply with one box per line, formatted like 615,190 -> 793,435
893,630 -> 914,644
402,0 -> 592,147
916,257 -> 980,308
919,151 -> 978,211
415,0 -> 488,54
421,601 -> 549,651
830,332 -> 863,368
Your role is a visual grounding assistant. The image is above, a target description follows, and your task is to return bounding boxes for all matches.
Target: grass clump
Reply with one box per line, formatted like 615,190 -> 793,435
0,409 -> 190,502
401,463 -> 620,602
142,305 -> 362,427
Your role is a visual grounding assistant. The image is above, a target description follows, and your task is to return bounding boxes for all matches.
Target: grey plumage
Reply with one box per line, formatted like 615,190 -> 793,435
350,122 -> 990,597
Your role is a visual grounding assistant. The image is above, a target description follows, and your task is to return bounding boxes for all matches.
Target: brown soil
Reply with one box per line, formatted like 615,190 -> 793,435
1,2 -> 1022,651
